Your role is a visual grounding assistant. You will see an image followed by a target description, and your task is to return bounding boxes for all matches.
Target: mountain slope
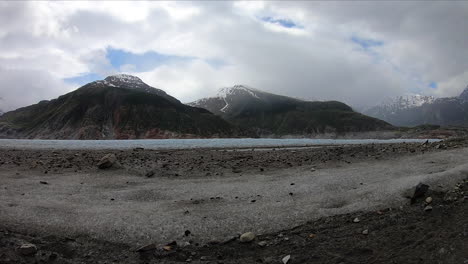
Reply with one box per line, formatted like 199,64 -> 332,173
363,86 -> 468,127
189,85 -> 393,136
0,75 -> 234,139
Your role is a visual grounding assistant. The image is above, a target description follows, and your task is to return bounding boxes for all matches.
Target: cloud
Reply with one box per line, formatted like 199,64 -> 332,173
0,1 -> 467,112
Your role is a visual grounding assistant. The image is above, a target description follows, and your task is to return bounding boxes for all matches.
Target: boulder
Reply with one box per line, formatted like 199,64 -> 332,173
17,243 -> 37,256
97,154 -> 117,169
239,232 -> 255,243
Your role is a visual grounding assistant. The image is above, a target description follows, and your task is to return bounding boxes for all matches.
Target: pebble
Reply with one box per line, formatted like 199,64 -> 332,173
257,241 -> 267,247
17,243 -> 37,256
239,232 -> 255,243
282,255 -> 291,264
424,205 -> 433,211
353,217 -> 360,223
425,197 -> 433,204
362,229 -> 369,235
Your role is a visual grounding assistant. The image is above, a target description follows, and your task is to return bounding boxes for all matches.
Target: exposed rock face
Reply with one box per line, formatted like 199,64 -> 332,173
363,85 -> 468,126
0,75 -> 234,139
189,85 -> 393,136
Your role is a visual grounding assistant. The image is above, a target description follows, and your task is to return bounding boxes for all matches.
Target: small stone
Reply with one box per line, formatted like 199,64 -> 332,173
239,232 -> 255,243
353,217 -> 360,223
362,229 -> 369,235
97,154 -> 117,169
39,181 -> 48,185
232,168 -> 242,173
424,205 -> 433,211
257,241 -> 267,247
185,230 -> 191,236
438,248 -> 446,254
425,197 -> 433,204
145,171 -> 155,178
17,243 -> 37,256
282,255 -> 291,264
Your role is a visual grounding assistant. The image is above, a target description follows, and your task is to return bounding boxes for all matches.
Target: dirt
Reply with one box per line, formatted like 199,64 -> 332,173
0,138 -> 467,264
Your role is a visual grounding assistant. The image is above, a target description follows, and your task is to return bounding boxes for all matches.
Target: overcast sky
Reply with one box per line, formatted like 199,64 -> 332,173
0,1 -> 467,111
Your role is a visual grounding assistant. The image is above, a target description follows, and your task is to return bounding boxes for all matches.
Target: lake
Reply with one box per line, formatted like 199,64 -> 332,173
0,138 -> 441,150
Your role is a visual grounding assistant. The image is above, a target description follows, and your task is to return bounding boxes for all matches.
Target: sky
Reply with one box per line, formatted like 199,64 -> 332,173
0,1 -> 467,112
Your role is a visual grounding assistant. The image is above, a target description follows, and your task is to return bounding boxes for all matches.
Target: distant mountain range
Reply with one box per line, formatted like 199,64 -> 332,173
189,85 -> 392,136
0,76 -> 394,139
363,85 -> 468,127
0,75 -> 234,139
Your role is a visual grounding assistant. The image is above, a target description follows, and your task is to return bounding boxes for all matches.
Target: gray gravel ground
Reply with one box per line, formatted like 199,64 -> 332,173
1,145 -> 467,249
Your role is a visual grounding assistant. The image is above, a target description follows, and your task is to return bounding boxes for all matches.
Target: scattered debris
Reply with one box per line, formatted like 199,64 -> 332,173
239,232 -> 255,243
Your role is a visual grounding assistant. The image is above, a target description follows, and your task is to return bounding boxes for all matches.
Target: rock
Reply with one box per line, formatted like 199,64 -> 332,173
185,230 -> 191,236
17,243 -> 37,256
411,183 -> 429,204
282,255 -> 291,264
145,171 -> 155,178
424,205 -> 433,211
232,168 -> 242,173
353,217 -> 360,223
362,229 -> 369,235
438,248 -> 446,254
39,181 -> 48,185
425,197 -> 433,204
257,241 -> 267,247
239,232 -> 255,243
136,243 -> 157,252
97,154 -> 117,169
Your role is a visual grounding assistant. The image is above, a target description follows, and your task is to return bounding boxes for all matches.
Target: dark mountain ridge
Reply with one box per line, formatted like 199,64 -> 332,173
189,85 -> 393,136
0,75 -> 234,139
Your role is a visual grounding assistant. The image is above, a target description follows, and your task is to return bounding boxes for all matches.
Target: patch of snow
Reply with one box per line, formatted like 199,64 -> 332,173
217,85 -> 261,99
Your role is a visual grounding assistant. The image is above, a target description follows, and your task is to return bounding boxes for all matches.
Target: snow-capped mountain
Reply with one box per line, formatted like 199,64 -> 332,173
0,75 -> 234,139
189,85 -> 392,136
100,74 -> 180,104
364,94 -> 435,116
363,86 -> 468,126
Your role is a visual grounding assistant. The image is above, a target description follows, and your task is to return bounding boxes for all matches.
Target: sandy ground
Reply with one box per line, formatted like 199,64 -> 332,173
0,139 -> 467,263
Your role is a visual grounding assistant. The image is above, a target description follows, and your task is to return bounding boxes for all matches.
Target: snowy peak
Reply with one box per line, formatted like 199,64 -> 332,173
377,94 -> 435,111
216,85 -> 261,100
104,74 -> 146,88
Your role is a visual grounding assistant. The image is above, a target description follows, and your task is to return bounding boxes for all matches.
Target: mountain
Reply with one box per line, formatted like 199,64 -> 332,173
363,86 -> 468,127
189,85 -> 393,136
0,74 -> 234,139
